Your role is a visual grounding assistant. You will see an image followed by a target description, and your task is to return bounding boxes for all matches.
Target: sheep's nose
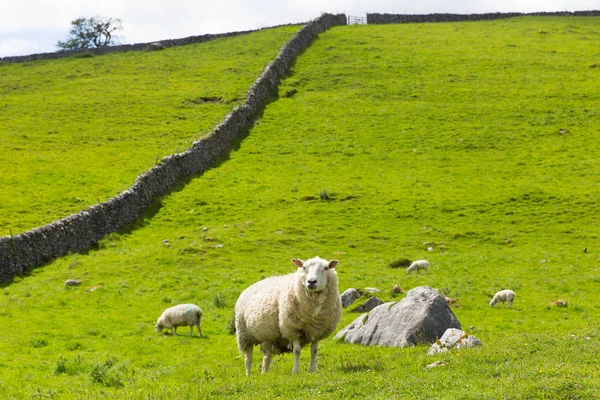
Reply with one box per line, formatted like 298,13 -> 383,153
307,279 -> 317,287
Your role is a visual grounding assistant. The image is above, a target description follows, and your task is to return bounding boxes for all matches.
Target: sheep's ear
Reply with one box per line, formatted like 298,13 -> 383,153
291,259 -> 304,268
328,260 -> 339,269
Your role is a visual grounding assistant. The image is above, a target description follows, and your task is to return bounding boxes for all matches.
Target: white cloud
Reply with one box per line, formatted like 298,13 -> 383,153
0,28 -> 66,57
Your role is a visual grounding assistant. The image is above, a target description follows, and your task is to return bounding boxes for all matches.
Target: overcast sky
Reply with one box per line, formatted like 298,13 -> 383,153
1,0 -> 597,57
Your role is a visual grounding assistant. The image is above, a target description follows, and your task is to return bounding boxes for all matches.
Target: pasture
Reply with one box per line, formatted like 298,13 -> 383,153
1,16 -> 599,399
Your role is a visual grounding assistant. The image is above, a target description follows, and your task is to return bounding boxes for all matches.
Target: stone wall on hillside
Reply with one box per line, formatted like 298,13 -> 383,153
0,24 -> 299,64
0,13 -> 347,282
367,10 -> 600,24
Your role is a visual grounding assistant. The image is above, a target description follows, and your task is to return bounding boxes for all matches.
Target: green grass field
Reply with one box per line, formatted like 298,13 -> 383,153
0,25 -> 299,235
1,16 -> 600,399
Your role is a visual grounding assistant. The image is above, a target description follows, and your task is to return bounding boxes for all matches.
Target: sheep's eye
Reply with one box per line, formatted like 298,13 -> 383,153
324,267 -> 329,271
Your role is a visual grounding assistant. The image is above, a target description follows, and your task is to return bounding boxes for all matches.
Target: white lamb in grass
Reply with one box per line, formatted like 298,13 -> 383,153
489,289 -> 516,308
235,256 -> 342,376
155,304 -> 203,336
406,259 -> 430,274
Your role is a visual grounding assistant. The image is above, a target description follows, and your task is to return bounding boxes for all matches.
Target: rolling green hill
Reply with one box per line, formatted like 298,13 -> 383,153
0,25 -> 299,235
1,17 -> 599,399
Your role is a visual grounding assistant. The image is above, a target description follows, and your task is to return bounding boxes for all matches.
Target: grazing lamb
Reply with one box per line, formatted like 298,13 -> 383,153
155,304 -> 203,336
406,259 -> 430,275
235,256 -> 342,376
489,290 -> 516,308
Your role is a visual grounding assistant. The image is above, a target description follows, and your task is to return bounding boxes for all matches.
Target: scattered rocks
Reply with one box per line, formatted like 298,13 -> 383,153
64,279 -> 82,287
426,360 -> 446,369
352,296 -> 383,313
162,239 -> 171,247
391,285 -> 404,294
364,287 -> 380,293
335,286 -> 461,348
427,328 -> 482,355
341,288 -> 362,308
445,296 -> 461,308
551,299 -> 568,307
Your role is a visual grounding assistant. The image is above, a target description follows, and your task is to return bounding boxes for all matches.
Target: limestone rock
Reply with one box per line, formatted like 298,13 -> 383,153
64,279 -> 82,287
335,286 -> 461,347
352,296 -> 383,313
341,288 -> 362,308
427,328 -> 482,355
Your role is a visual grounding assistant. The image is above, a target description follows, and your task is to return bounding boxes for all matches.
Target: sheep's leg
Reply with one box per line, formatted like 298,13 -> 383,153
309,341 -> 318,372
262,352 -> 272,373
292,340 -> 302,375
196,323 -> 203,337
172,327 -> 177,336
189,325 -> 194,336
242,346 -> 253,376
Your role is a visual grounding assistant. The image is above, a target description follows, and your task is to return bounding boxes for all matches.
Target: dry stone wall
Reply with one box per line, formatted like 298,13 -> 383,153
0,13 -> 347,282
367,10 -> 600,24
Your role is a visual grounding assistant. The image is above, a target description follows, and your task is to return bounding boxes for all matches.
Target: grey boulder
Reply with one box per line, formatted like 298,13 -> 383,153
341,288 -> 362,308
334,286 -> 461,347
352,296 -> 383,313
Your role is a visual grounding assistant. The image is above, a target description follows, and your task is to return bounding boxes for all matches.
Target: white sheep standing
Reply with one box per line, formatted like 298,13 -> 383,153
406,259 -> 430,274
235,256 -> 342,376
489,289 -> 516,308
155,304 -> 203,336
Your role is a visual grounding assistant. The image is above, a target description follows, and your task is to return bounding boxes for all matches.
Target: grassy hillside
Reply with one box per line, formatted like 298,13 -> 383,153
0,26 -> 299,235
1,16 -> 600,399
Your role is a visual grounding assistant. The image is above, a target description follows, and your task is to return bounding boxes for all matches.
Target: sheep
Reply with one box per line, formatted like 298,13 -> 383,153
406,259 -> 430,274
155,304 -> 203,336
235,256 -> 341,376
489,289 -> 516,308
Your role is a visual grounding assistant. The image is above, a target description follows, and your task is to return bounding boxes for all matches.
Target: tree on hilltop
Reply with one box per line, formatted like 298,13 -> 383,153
57,16 -> 123,50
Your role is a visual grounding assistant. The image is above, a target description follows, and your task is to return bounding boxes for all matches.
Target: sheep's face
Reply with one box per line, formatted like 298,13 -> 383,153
155,323 -> 164,332
292,257 -> 338,292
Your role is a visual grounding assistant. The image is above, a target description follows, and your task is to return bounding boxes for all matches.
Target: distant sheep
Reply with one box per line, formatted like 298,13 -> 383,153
156,304 -> 203,336
406,260 -> 430,274
235,256 -> 342,375
489,290 -> 516,308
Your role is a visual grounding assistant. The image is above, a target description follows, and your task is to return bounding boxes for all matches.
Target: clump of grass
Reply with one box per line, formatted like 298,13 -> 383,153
90,357 -> 129,388
71,52 -> 95,59
213,292 -> 227,309
319,190 -> 331,201
226,314 -> 236,335
55,356 -> 68,375
31,338 -> 48,348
